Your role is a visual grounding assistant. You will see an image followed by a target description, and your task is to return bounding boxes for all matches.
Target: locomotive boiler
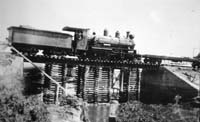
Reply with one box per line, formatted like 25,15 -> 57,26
90,32 -> 135,52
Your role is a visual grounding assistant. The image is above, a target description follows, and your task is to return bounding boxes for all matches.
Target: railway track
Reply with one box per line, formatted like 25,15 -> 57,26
19,53 -> 160,69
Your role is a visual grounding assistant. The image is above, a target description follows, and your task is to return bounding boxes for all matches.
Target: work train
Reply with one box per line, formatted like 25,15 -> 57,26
8,25 -> 200,68
8,26 -> 137,60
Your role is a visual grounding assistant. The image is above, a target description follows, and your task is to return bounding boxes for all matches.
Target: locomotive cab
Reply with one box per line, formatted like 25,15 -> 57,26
63,26 -> 90,55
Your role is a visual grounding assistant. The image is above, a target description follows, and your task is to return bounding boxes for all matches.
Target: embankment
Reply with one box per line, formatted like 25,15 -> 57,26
140,66 -> 198,104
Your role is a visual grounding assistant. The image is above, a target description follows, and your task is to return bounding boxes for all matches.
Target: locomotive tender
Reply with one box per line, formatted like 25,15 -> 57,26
8,26 -> 73,56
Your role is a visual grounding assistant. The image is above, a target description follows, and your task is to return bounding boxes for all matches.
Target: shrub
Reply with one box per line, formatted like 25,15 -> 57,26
0,79 -> 50,122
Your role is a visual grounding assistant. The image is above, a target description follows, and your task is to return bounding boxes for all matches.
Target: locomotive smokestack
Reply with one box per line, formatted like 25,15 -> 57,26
115,31 -> 120,38
126,31 -> 130,39
129,34 -> 134,40
103,29 -> 108,36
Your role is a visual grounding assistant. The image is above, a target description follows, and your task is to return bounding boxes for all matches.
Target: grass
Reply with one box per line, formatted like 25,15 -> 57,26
0,78 -> 50,122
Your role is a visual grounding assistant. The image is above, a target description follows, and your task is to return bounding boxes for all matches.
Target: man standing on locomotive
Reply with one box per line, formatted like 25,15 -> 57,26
73,31 -> 83,54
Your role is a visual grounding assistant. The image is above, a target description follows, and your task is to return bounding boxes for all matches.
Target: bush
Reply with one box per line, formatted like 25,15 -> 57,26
0,79 -> 50,122
117,101 -> 199,122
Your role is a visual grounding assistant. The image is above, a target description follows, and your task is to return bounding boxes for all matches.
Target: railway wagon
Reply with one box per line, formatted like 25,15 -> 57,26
8,26 -> 73,56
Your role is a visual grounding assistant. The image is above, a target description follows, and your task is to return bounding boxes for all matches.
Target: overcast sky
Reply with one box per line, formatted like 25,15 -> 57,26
1,0 -> 200,57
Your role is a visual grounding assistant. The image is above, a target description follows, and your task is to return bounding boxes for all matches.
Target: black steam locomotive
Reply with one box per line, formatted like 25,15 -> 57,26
8,26 -> 137,61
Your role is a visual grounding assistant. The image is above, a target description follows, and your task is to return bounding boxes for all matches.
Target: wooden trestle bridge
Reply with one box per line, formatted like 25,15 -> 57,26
12,46 -> 160,104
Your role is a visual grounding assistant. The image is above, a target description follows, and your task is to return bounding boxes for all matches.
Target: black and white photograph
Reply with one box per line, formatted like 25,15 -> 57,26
0,0 -> 200,122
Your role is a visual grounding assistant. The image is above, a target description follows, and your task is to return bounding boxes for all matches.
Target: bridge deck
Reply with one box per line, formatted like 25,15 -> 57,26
22,54 -> 160,69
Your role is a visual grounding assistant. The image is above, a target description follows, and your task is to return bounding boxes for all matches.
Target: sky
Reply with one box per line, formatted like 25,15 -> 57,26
1,0 -> 200,57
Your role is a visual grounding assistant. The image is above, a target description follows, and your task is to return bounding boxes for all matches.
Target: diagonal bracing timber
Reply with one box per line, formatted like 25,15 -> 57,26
11,46 -> 67,104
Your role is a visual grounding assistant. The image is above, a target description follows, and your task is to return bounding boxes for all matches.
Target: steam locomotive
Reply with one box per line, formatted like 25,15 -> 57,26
62,26 -> 136,60
8,26 -> 137,61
